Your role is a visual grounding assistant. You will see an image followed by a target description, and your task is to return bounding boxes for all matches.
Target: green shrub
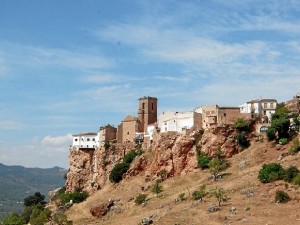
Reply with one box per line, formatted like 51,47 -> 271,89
275,190 -> 290,203
152,180 -> 162,196
197,156 -> 211,169
178,193 -> 186,201
158,169 -> 168,181
60,191 -> 88,205
124,150 -> 137,164
284,166 -> 299,182
266,127 -> 276,141
192,184 -> 206,201
279,138 -> 288,145
109,162 -> 129,183
53,212 -> 73,225
236,133 -> 250,148
134,194 -> 147,205
24,192 -> 46,207
292,174 -> 300,186
2,212 -> 26,225
289,138 -> 300,155
258,163 -> 285,183
233,118 -> 250,132
29,208 -> 51,225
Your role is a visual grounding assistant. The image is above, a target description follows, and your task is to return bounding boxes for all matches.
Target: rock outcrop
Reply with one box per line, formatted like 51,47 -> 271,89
66,127 -> 244,192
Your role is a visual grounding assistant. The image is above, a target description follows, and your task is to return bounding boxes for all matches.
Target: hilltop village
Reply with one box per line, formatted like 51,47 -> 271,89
71,93 -> 300,150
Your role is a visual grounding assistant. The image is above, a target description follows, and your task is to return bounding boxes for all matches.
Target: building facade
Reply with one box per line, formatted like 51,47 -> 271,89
158,111 -> 202,133
239,98 -> 277,122
117,115 -> 139,143
72,132 -> 99,150
137,96 -> 158,133
202,105 -> 245,128
99,124 -> 117,145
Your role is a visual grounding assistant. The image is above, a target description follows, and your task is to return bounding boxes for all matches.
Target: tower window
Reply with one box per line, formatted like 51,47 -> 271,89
142,103 -> 145,109
152,103 -> 154,110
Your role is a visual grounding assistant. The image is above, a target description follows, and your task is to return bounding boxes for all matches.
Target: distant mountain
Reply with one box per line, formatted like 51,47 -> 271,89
0,163 -> 66,221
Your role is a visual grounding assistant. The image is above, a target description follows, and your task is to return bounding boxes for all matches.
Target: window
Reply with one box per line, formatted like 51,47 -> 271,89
165,127 -> 167,131
270,103 -> 274,108
251,103 -> 254,109
142,103 -> 145,109
87,138 -> 90,141
264,110 -> 266,115
92,138 -> 95,141
75,138 -> 78,142
152,103 -> 154,110
264,103 -> 267,108
127,132 -> 129,135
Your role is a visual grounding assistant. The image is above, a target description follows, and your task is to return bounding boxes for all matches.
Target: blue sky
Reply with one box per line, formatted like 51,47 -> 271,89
0,0 -> 300,168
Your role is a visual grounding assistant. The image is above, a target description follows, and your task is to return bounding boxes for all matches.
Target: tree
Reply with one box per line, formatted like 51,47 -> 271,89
212,187 -> 228,207
152,180 -> 162,197
271,116 -> 290,139
209,158 -> 228,181
233,118 -> 250,132
266,127 -> 276,141
2,212 -> 26,225
24,192 -> 46,207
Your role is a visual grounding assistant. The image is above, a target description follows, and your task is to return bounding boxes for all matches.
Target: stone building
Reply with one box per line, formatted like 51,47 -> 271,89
117,115 -> 139,143
99,124 -> 117,145
137,96 -> 158,133
202,105 -> 248,129
117,96 -> 158,143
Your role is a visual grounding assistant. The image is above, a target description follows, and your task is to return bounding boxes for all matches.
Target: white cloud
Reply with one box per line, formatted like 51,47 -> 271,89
0,134 -> 73,168
41,134 -> 73,147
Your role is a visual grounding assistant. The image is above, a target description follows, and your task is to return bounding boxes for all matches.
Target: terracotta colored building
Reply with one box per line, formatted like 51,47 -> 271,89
117,115 -> 139,143
99,124 -> 117,145
202,105 -> 249,128
137,96 -> 158,133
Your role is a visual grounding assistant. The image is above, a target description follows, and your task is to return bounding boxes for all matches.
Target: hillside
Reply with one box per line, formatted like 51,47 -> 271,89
0,163 -> 66,221
64,134 -> 300,225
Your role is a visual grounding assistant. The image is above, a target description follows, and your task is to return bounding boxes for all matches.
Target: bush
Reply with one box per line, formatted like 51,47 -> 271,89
152,180 -> 162,196
124,150 -> 137,164
275,190 -> 290,203
258,163 -> 285,183
192,184 -> 206,201
178,193 -> 186,201
266,127 -> 276,141
289,138 -> 300,155
233,118 -> 250,132
284,166 -> 299,182
134,194 -> 147,205
292,174 -> 300,185
2,213 -> 26,225
279,138 -> 288,145
60,191 -> 88,205
24,192 -> 46,207
197,156 -> 211,169
236,133 -> 250,148
109,162 -> 130,183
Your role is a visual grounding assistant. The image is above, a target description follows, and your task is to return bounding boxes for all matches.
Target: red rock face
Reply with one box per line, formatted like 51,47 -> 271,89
66,127 -> 244,193
147,131 -> 198,177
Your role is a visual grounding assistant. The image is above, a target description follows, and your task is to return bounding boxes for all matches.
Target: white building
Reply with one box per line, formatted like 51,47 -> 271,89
72,132 -> 99,150
144,123 -> 157,141
239,98 -> 277,122
159,111 -> 201,133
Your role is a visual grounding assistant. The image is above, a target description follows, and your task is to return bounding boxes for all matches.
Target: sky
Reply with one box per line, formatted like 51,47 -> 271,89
0,0 -> 300,168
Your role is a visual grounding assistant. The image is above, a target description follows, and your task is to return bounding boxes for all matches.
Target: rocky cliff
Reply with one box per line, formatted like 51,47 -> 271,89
66,127 -> 245,192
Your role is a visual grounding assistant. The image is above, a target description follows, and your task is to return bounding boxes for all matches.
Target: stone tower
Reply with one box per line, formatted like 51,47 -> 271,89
137,96 -> 158,133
